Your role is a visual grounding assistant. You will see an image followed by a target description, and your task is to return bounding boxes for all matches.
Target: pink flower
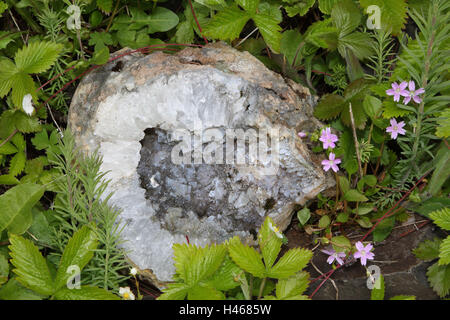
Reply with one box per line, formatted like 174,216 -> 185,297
386,81 -> 409,102
386,118 -> 406,140
403,80 -> 425,105
319,127 -> 338,149
321,152 -> 341,172
353,241 -> 375,266
321,248 -> 346,265
298,131 -> 307,138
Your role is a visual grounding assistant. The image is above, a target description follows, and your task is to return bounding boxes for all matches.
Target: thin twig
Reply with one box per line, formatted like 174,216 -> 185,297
348,103 -> 363,179
310,260 -> 339,300
0,129 -> 18,149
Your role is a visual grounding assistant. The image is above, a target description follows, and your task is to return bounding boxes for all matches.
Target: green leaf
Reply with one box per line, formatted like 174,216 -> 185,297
236,0 -> 260,14
268,248 -> 312,279
252,13 -> 282,53
0,277 -> 45,300
206,254 -> 241,291
227,236 -> 266,278
54,224 -> 99,290
157,283 -> 189,300
148,7 -> 180,33
318,215 -> 331,228
96,0 -> 113,13
258,217 -> 283,270
429,207 -> 450,231
0,140 -> 18,155
203,5 -> 251,41
338,31 -> 374,60
15,41 -> 63,74
331,0 -> 361,36
359,0 -> 407,36
370,274 -> 385,300
363,95 -> 382,119
13,112 -> 42,133
53,286 -> 120,300
9,151 -> 25,177
313,94 -> 346,120
427,145 -> 450,196
439,236 -> 450,266
0,183 -> 44,234
88,32 -> 113,52
0,252 -> 8,285
389,295 -> 416,300
297,207 -> 311,226
373,216 -> 395,242
357,216 -> 373,228
275,271 -> 310,300
426,262 -> 450,298
8,234 -> 54,296
413,238 -> 442,261
318,0 -> 339,14
331,235 -> 351,252
0,175 -> 19,185
436,109 -> 450,138
90,46 -> 110,65
280,30 -> 303,66
356,204 -> 374,216
284,0 -> 315,17
0,58 -> 17,97
187,284 -> 225,300
344,189 -> 368,202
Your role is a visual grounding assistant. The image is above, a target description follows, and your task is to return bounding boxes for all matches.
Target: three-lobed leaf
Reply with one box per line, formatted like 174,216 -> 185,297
228,236 -> 266,278
267,248 -> 312,279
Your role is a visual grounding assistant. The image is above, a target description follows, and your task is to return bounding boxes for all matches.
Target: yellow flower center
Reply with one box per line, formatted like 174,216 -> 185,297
123,293 -> 130,299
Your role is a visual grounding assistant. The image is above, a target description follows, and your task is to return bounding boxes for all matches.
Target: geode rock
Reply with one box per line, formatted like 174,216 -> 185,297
68,42 -> 334,286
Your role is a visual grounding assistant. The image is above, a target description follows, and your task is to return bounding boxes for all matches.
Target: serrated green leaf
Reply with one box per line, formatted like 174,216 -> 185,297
258,217 -> 283,270
96,0 -> 113,13
359,0 -> 407,36
0,175 -> 19,185
382,99 -> 412,118
88,32 -> 113,52
0,140 -> 18,155
439,236 -> 450,266
0,277 -> 45,300
331,0 -> 361,36
157,282 -> 189,300
275,271 -> 310,299
314,94 -> 346,120
206,254 -> 241,291
338,31 -> 374,60
187,284 -> 225,300
0,183 -> 44,234
53,286 -> 120,300
228,236 -> 266,278
363,95 -> 382,119
8,234 -> 54,296
10,72 -> 37,108
436,109 -> 450,138
203,5 -> 250,41
15,41 -> 62,74
430,207 -> 450,231
371,274 -> 385,300
54,224 -> 98,290
0,59 -> 18,98
252,13 -> 282,53
236,0 -> 259,14
426,262 -> 450,298
9,151 -> 25,177
13,112 -> 42,133
268,248 -> 312,279
413,238 -> 442,261
284,0 -> 315,17
318,0 -> 339,14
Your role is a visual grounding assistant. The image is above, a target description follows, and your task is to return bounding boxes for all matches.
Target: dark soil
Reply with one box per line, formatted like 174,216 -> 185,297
283,213 -> 443,300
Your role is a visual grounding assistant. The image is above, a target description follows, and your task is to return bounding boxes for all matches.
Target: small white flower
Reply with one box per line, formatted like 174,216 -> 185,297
130,267 -> 137,276
22,94 -> 34,116
268,221 -> 283,239
119,286 -> 135,300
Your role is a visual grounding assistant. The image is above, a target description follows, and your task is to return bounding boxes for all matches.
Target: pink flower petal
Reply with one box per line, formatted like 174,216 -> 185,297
329,153 -> 335,161
413,95 -> 422,104
399,81 -> 408,90
355,241 -> 364,251
403,96 -> 411,105
408,80 -> 415,91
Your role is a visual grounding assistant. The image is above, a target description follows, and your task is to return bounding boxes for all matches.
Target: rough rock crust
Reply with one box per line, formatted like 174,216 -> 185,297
68,42 -> 334,287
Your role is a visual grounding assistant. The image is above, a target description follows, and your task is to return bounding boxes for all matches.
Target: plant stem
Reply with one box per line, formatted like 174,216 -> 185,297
258,278 -> 266,300
106,0 -> 121,33
349,103 -> 364,179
